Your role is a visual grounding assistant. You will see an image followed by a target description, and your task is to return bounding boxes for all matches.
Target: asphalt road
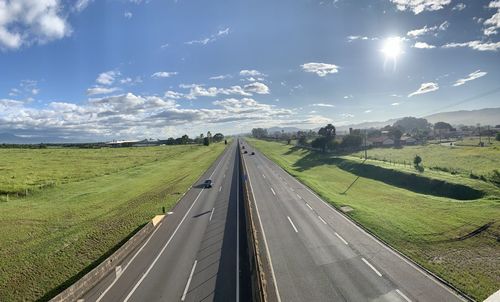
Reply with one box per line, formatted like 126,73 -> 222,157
82,140 -> 250,302
240,139 -> 465,302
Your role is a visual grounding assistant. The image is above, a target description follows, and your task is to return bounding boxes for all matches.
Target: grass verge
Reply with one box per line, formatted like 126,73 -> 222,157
0,143 -> 226,301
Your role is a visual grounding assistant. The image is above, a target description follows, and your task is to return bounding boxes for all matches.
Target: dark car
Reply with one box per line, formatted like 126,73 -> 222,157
203,179 -> 213,188
244,150 -> 248,154
251,151 -> 255,155
242,146 -> 245,149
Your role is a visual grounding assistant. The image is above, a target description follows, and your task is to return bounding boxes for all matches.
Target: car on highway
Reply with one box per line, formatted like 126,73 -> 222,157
251,151 -> 255,155
244,150 -> 248,154
203,179 -> 213,188
242,146 -> 245,149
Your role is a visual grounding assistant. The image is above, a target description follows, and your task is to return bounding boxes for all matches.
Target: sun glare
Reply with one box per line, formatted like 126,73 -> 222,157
382,37 -> 403,60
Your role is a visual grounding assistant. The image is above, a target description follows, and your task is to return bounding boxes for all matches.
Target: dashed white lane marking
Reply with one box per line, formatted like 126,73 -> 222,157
396,289 -> 412,302
306,203 -> 313,210
219,186 -> 222,192
335,232 -> 349,245
181,260 -> 198,301
362,258 -> 382,277
209,208 -> 215,221
296,194 -> 302,199
263,174 -> 266,179
270,187 -> 276,196
287,216 -> 298,233
318,216 -> 327,225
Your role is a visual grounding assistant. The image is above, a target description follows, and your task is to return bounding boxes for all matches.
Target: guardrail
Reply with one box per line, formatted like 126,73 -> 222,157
50,215 -> 165,302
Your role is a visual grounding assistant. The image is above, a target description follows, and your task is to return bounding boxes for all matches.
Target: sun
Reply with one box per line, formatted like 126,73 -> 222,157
382,37 -> 403,60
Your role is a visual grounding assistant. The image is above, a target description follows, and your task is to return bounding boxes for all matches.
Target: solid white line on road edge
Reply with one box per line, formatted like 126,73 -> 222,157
287,216 -> 298,233
270,187 -> 276,196
243,153 -> 282,302
296,194 -> 302,199
318,216 -> 327,225
219,186 -> 222,192
335,232 -> 349,245
362,258 -> 382,277
306,203 -> 313,210
396,289 -> 412,302
120,150 -> 227,302
209,208 -> 215,221
181,260 -> 198,301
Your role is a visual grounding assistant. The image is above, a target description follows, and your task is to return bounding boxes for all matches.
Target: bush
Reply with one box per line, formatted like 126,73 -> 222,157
496,133 -> 500,141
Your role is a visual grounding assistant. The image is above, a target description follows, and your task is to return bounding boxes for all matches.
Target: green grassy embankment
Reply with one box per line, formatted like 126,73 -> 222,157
0,143 -> 226,301
246,138 -> 499,301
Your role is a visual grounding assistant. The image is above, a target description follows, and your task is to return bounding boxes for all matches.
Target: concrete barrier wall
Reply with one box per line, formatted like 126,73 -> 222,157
50,215 -> 164,302
239,141 -> 277,302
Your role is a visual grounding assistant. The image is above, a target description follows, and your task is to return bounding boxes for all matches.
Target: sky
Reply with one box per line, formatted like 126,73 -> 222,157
0,0 -> 499,141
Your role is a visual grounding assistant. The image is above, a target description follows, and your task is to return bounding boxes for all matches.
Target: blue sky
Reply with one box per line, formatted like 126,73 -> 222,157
0,0 -> 499,141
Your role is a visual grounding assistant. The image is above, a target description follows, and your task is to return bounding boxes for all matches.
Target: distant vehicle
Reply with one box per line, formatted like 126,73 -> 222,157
244,150 -> 248,154
203,179 -> 213,188
251,151 -> 255,155
242,146 -> 245,149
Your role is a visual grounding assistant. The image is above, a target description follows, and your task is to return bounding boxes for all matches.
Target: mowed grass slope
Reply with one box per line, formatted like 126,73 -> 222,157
351,142 -> 500,178
0,143 -> 226,301
246,138 -> 499,301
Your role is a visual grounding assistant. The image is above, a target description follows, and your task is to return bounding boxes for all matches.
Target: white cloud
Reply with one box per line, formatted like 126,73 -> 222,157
408,82 -> 439,97
151,71 -> 178,79
96,71 -> 120,85
164,90 -> 184,99
407,21 -> 448,38
210,74 -> 232,80
341,113 -> 354,118
184,84 -> 251,99
484,11 -> 500,36
243,82 -> 270,94
442,40 -> 500,51
74,0 -> 94,12
185,27 -> 230,45
86,86 -> 120,96
312,103 -> 335,107
391,102 -> 400,106
239,70 -> 265,77
390,0 -> 452,14
301,62 -> 339,77
452,70 -> 487,86
452,3 -> 466,11
364,110 -> 372,113
124,12 -> 133,19
0,0 -> 72,50
413,41 -> 436,48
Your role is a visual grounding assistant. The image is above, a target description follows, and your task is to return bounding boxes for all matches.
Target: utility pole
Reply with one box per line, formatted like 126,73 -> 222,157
364,129 -> 367,160
477,123 -> 482,145
488,125 -> 491,144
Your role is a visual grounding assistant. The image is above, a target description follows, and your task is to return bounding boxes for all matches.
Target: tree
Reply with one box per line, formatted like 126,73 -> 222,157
413,155 -> 424,172
252,128 -> 268,138
206,131 -> 212,142
341,134 -> 362,149
180,134 -> 190,144
203,137 -> 210,146
297,135 -> 308,146
389,127 -> 403,145
496,133 -> 500,141
393,117 -> 430,133
213,133 -> 224,142
316,123 -> 336,152
434,121 -> 453,131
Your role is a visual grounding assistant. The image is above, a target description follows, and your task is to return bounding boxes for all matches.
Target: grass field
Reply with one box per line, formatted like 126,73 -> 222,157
0,143 -> 227,301
246,138 -> 500,301
350,140 -> 500,180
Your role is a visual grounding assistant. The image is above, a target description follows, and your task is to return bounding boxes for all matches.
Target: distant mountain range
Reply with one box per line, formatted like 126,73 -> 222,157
264,108 -> 500,134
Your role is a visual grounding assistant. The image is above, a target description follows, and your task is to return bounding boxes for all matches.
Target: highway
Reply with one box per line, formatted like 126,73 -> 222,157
82,140 -> 250,302
241,139 -> 465,302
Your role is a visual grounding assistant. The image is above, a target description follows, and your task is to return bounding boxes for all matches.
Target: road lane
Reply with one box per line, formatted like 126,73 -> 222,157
241,140 -> 464,302
82,141 -> 249,302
